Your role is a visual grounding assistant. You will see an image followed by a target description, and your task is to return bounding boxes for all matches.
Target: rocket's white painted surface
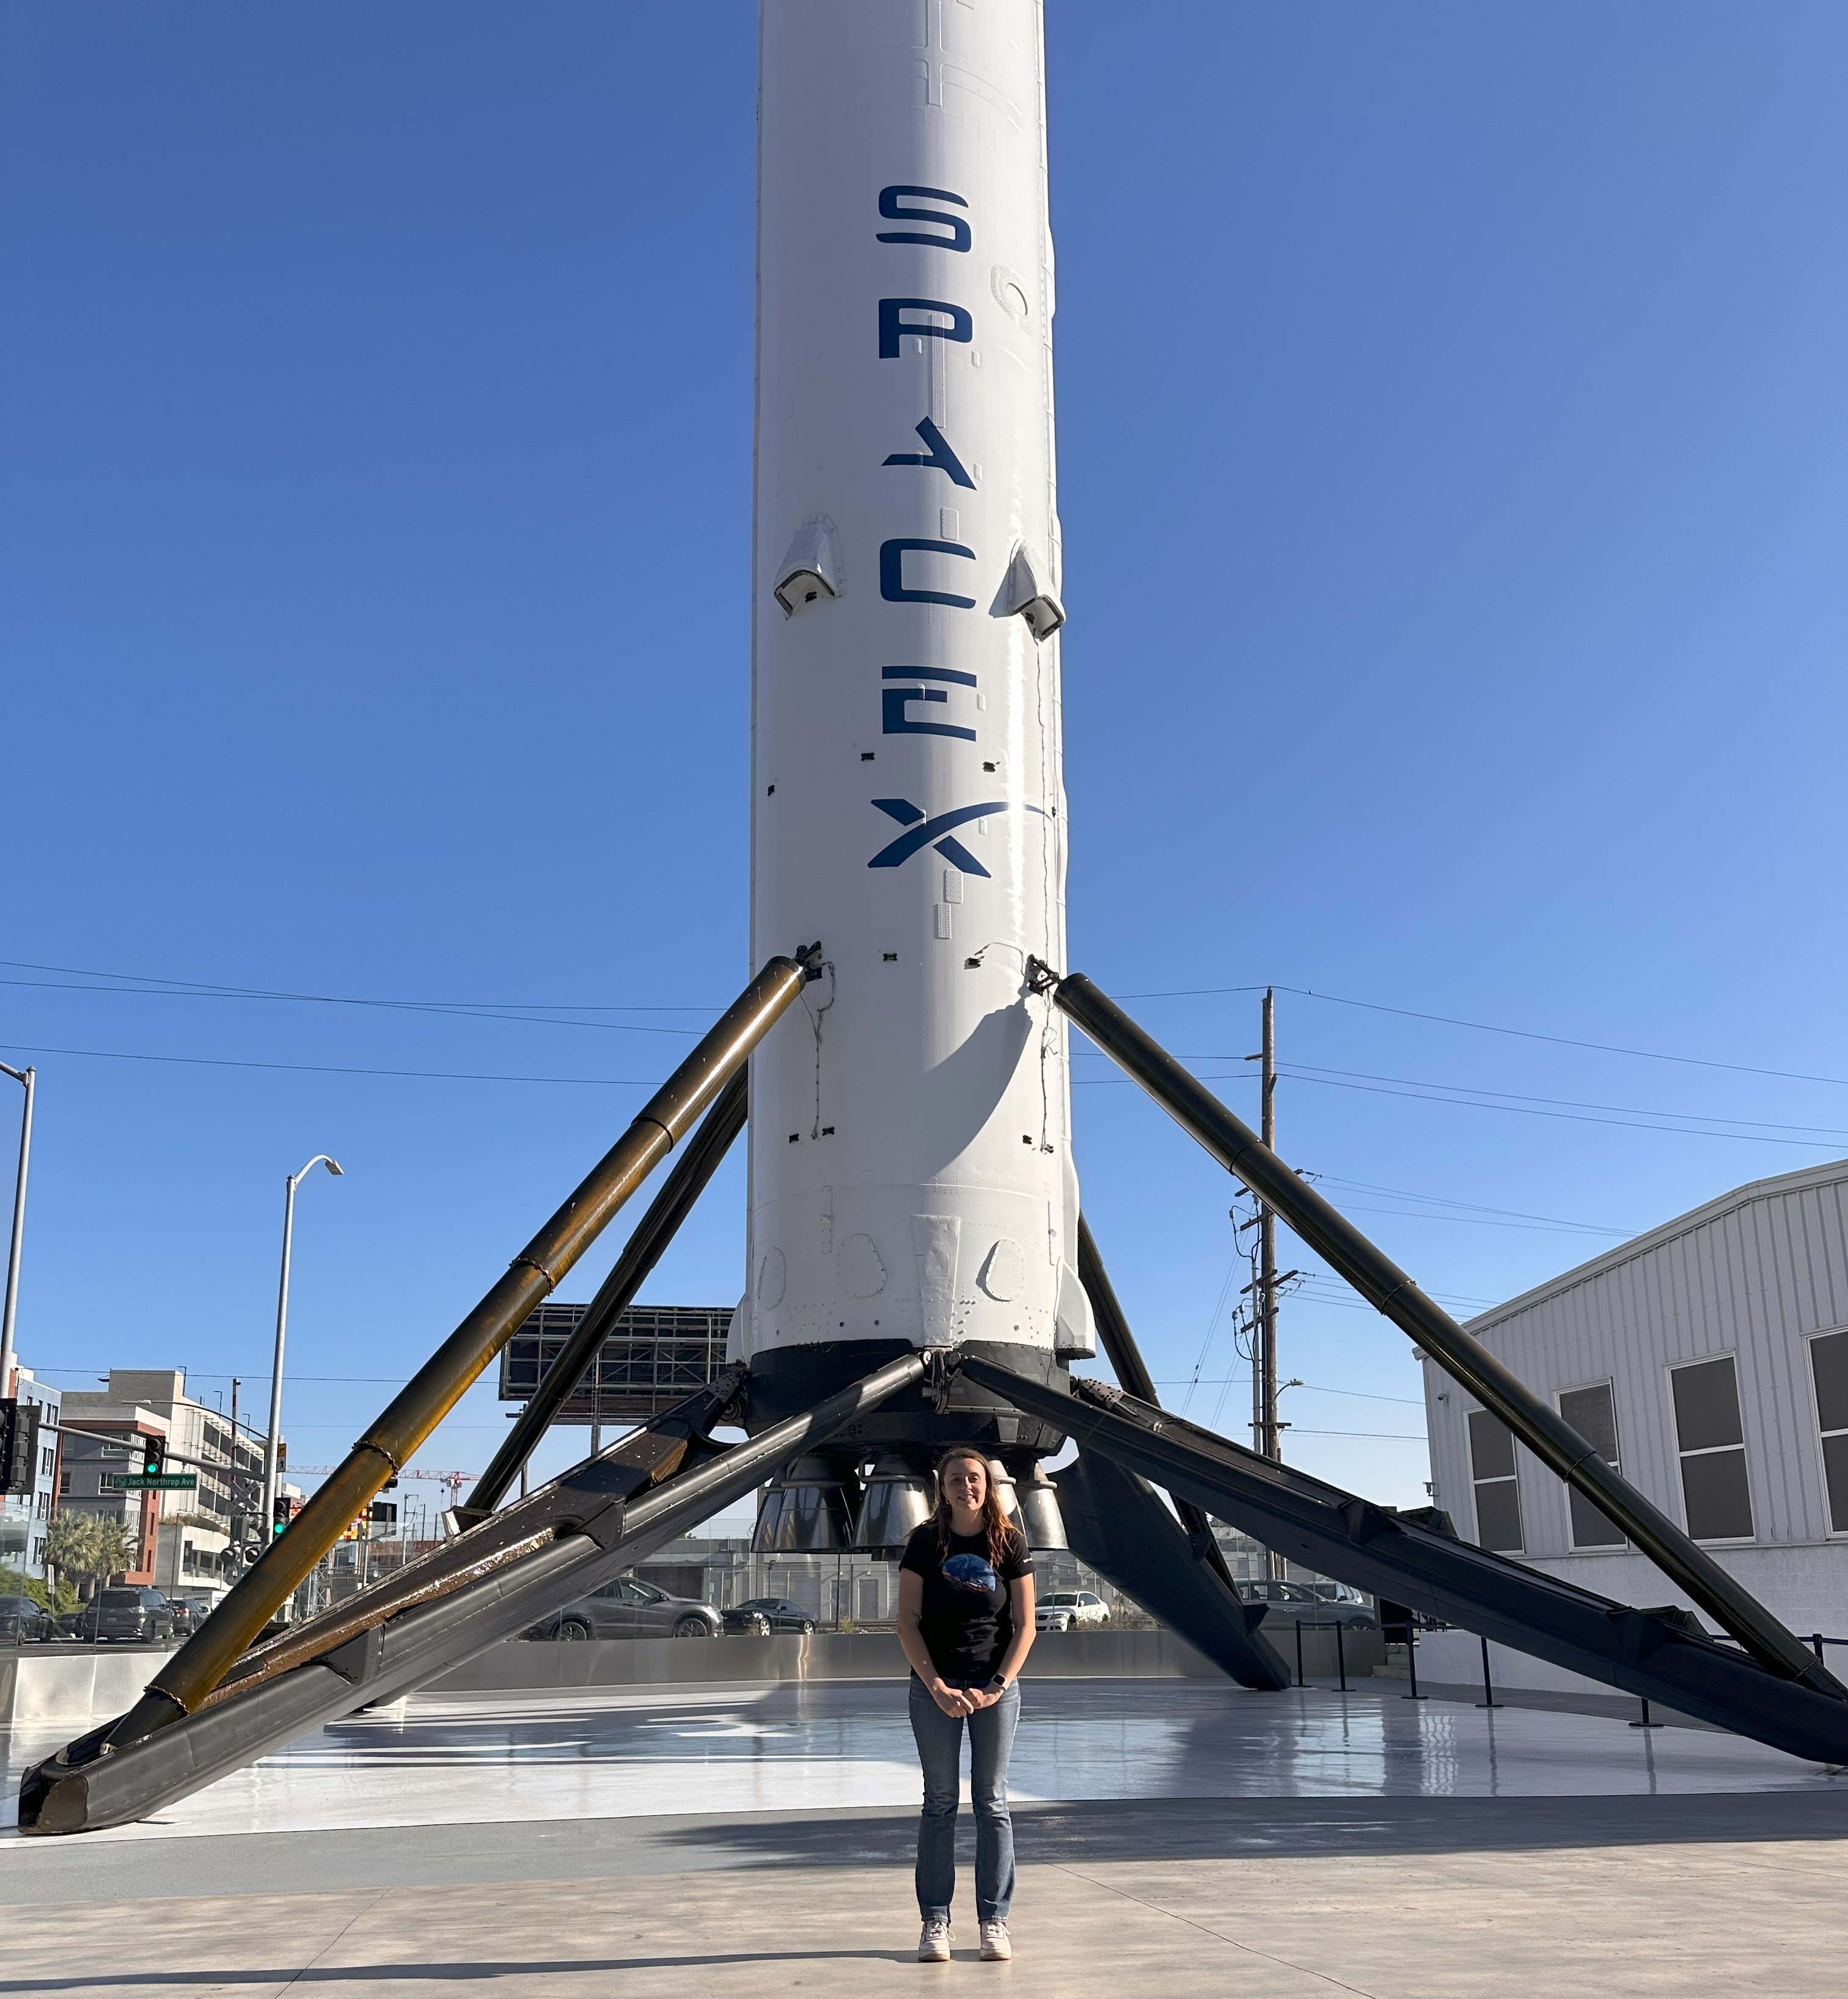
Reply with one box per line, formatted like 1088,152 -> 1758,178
742,0 -> 1090,1368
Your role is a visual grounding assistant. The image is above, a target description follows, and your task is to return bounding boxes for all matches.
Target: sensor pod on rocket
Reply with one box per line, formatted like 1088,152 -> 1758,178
734,0 -> 1090,1551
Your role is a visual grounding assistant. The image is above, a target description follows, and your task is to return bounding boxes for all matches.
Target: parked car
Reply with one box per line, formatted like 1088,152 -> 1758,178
722,1597 -> 818,1635
1299,1580 -> 1374,1610
527,1574 -> 722,1641
1236,1579 -> 1377,1629
163,1595 -> 212,1637
78,1586 -> 178,1643
1036,1590 -> 1110,1633
0,1594 -> 55,1645
54,1603 -> 97,1641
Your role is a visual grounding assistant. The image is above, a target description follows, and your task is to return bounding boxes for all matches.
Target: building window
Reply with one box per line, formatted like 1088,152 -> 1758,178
1558,1382 -> 1625,1549
1806,1329 -> 1848,1535
1467,1407 -> 1525,1553
1670,1355 -> 1754,1542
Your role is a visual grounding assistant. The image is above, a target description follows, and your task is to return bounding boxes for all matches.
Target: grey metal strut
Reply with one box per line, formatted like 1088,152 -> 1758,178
1077,1214 -> 1241,1597
958,1354 -> 1848,1767
20,1350 -> 928,1835
1036,964 -> 1839,1696
106,951 -> 812,1751
468,1064 -> 750,1517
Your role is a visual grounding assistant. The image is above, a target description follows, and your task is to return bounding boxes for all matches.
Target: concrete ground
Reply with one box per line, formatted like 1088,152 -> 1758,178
4,1678 -> 1845,1995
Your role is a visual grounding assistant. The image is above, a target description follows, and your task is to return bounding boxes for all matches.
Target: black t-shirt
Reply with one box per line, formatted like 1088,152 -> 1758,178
900,1522 -> 1033,1683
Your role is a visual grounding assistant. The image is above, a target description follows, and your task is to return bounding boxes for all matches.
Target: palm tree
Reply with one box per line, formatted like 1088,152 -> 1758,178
45,1511 -> 141,1597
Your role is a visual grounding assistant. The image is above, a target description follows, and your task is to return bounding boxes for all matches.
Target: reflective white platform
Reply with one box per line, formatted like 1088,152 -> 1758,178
4,1676 -> 1838,1849
8,1680 -> 1848,1997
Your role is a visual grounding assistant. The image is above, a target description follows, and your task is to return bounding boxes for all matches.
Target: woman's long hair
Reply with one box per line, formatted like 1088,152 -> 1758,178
932,1446 -> 1013,1570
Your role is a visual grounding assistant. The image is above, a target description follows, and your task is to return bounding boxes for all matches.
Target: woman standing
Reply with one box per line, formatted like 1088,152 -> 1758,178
897,1446 -> 1036,1963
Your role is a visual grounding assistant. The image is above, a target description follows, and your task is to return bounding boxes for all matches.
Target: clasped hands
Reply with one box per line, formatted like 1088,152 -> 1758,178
930,1677 -> 1003,1717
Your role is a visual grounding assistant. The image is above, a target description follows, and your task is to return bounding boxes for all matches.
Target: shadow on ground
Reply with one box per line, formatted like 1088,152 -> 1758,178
11,1789 -> 1848,1910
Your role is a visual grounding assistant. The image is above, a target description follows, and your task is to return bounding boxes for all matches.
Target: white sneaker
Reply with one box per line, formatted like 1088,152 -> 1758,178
918,1916 -> 952,1962
980,1921 -> 1012,1961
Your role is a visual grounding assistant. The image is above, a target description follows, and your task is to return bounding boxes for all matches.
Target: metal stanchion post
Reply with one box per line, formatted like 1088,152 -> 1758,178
1403,1624 -> 1428,1700
1814,1634 -> 1828,1667
1476,1632 -> 1502,1709
1630,1697 -> 1663,1729
1294,1619 -> 1304,1687
1335,1619 -> 1347,1692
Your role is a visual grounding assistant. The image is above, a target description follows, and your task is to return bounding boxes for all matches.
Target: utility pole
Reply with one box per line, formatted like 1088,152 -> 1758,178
0,1062 -> 36,1403
1243,990 -> 1286,1580
1258,988 -> 1278,1467
1244,992 -> 1282,1465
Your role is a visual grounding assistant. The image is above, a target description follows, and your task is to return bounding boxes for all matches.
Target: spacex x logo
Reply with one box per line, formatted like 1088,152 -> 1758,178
868,798 -> 1007,877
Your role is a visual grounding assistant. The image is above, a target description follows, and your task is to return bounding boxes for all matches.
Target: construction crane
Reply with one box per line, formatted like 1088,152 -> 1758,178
287,1467 -> 478,1486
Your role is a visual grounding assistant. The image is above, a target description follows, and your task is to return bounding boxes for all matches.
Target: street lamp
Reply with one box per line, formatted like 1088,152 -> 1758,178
262,1154 -> 343,1533
0,1063 -> 35,1403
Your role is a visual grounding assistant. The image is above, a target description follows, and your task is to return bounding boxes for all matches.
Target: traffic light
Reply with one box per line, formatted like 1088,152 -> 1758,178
0,1400 -> 37,1496
271,1494 -> 295,1536
139,1434 -> 166,1479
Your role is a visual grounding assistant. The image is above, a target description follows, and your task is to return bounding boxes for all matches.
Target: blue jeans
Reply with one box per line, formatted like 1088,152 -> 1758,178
908,1671 -> 1021,1923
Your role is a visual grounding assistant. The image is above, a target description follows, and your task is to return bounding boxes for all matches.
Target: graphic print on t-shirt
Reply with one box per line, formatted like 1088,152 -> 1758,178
942,1552 -> 1000,1594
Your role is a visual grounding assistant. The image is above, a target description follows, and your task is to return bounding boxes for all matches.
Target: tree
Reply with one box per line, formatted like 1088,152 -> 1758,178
0,1563 -> 78,1613
46,1511 -> 140,1595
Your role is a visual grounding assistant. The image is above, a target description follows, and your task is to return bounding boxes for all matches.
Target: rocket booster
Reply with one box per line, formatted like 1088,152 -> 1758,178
741,0 -> 1091,1426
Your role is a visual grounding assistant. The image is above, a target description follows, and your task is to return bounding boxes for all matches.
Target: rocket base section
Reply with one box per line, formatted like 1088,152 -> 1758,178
747,1338 -> 1069,1456
961,1356 -> 1848,1767
1053,1449 -> 1290,1692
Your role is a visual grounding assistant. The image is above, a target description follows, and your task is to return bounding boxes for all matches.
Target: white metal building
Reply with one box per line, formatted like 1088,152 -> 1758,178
1422,1160 -> 1848,1645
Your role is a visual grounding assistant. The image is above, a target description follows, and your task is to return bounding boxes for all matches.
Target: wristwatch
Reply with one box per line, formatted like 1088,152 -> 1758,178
988,1673 -> 1009,1691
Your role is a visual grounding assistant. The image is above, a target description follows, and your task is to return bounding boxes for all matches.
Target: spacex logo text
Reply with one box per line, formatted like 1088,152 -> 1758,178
868,798 -> 1007,876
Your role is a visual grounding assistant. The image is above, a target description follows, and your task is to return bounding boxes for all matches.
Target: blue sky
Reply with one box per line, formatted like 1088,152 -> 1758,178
4,2 -> 1844,1528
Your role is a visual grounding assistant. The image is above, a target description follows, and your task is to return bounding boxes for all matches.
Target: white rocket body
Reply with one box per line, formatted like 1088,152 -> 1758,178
739,0 -> 1091,1415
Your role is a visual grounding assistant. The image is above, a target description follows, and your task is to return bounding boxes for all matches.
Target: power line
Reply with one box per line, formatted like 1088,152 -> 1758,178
1282,1070 -> 1848,1151
29,1368 -> 425,1384
0,961 -> 705,1036
1326,1200 -> 1626,1238
1116,981 -> 1848,1091
1311,1175 -> 1632,1237
1076,1059 -> 1848,1150
1287,1063 -> 1848,1141
1076,1049 -> 1848,1142
1279,1429 -> 1426,1442
0,956 -> 717,1013
1149,1376 -> 1426,1408
15,950 -> 1844,1088
0,1042 -> 658,1087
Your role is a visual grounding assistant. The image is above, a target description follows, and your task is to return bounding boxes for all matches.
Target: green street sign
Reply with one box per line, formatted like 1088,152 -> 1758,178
109,1472 -> 198,1491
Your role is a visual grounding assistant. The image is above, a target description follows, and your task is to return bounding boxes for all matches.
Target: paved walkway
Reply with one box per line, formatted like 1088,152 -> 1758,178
5,1679 -> 1845,1995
